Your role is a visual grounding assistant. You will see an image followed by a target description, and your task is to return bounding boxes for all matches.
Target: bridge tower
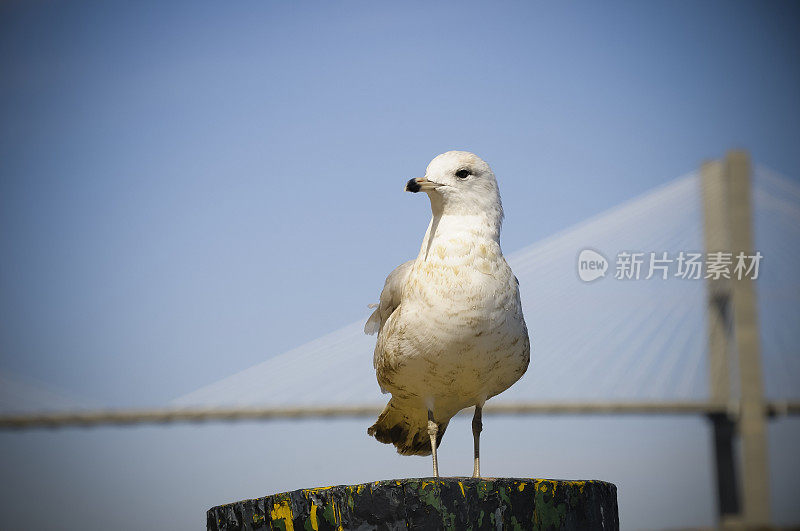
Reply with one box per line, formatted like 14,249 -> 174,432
701,150 -> 770,527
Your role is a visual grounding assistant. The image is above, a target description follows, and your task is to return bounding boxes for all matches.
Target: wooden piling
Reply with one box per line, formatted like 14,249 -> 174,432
207,477 -> 618,530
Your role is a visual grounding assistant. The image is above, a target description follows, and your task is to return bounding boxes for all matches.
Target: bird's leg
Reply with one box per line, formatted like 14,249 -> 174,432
472,405 -> 483,478
427,409 -> 439,478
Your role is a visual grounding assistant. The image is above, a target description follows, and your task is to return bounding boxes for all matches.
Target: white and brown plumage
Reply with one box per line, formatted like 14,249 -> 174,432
365,151 -> 530,478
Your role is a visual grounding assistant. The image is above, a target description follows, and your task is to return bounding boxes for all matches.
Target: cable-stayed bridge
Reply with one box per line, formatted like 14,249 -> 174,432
166,160 -> 797,410
2,165 -> 797,414
1,152 -> 798,527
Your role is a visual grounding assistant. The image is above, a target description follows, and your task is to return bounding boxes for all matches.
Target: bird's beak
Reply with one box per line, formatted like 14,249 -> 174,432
405,177 -> 442,193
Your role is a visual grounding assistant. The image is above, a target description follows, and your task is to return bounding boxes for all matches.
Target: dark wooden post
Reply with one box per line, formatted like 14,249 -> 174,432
208,477 -> 618,530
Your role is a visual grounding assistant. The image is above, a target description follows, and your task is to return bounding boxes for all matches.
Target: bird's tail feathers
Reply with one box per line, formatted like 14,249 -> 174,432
367,398 -> 448,456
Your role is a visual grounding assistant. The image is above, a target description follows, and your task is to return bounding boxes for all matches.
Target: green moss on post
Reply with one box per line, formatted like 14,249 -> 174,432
208,477 -> 618,530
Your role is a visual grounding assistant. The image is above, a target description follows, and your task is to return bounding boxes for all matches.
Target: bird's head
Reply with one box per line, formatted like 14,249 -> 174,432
406,151 -> 503,222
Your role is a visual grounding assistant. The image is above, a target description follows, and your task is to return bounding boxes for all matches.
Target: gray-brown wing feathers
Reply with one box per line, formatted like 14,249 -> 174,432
364,259 -> 414,335
366,260 -> 449,454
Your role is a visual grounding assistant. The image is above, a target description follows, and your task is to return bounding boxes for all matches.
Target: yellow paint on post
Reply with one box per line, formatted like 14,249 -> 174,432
271,500 -> 294,531
309,504 -> 318,530
332,501 -> 343,531
562,480 -> 586,493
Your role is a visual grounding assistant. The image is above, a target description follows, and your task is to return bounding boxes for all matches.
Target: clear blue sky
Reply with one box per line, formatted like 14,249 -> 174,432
1,1 -> 799,529
2,0 -> 798,405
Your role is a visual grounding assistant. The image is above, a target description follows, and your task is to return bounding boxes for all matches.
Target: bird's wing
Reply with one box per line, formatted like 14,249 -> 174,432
364,259 -> 415,335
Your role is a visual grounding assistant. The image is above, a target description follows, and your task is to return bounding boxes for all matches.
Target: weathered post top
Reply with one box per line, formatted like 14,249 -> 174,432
208,477 -> 618,530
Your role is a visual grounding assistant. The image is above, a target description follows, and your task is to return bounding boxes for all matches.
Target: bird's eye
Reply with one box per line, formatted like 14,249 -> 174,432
455,169 -> 470,179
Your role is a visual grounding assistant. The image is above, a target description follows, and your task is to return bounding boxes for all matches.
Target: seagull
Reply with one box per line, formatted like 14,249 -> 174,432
365,151 -> 530,478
